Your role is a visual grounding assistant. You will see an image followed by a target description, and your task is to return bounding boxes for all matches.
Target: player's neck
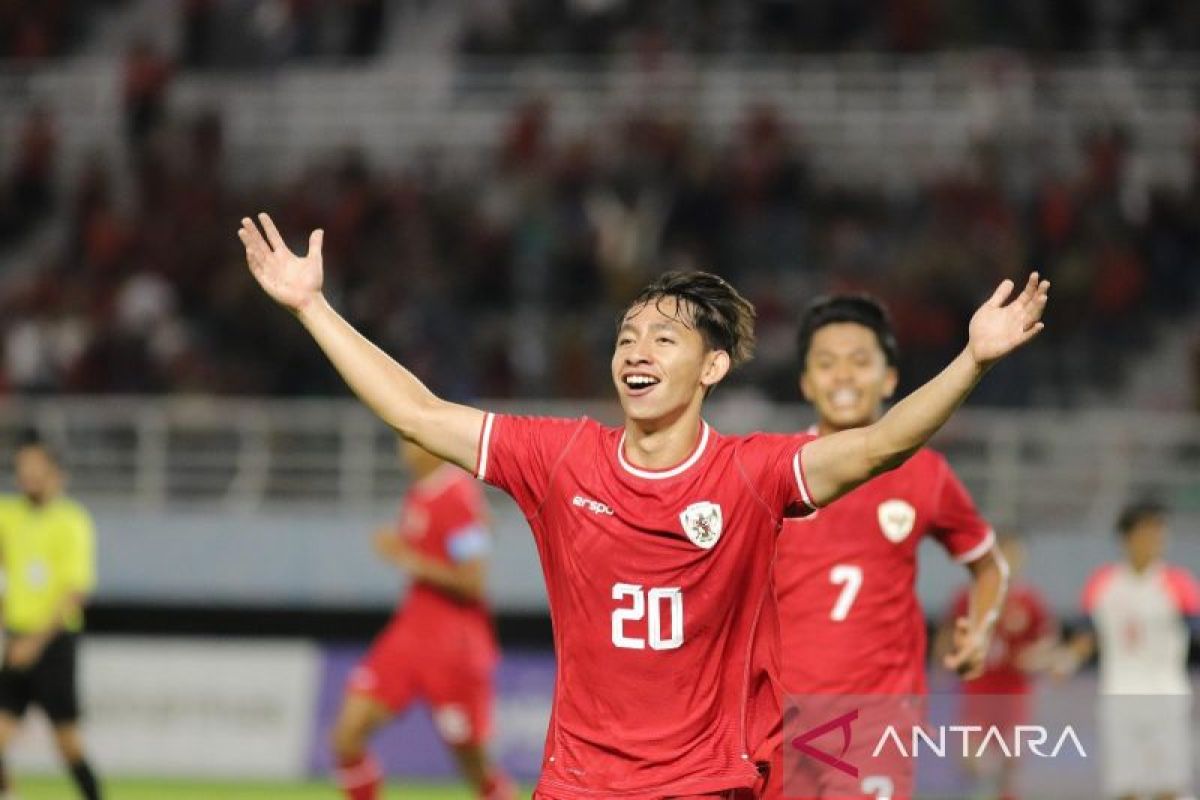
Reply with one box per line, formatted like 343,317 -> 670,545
622,413 -> 704,472
22,490 -> 56,507
1127,557 -> 1159,575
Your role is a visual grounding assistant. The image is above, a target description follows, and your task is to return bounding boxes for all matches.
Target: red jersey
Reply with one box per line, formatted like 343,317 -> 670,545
776,448 -> 992,696
476,414 -> 816,798
948,582 -> 1051,694
393,464 -> 497,665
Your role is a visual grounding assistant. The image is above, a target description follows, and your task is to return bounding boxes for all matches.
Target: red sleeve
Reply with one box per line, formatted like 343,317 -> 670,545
928,455 -> 994,563
474,413 -> 585,516
736,433 -> 819,518
1164,566 -> 1200,615
1081,565 -> 1117,614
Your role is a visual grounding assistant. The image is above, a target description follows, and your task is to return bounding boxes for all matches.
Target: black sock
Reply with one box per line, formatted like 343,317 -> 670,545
68,759 -> 101,800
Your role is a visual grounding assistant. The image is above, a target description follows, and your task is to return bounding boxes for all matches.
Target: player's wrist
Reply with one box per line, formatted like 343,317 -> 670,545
959,345 -> 997,375
293,292 -> 331,325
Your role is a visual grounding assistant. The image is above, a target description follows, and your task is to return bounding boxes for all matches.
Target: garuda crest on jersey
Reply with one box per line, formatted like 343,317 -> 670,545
877,499 -> 916,543
680,501 -> 723,549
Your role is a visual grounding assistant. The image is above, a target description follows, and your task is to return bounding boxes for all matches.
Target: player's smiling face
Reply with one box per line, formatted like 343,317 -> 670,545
800,322 -> 898,431
612,296 -> 729,425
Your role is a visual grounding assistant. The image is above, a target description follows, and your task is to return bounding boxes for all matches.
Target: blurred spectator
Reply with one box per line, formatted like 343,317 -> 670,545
122,39 -> 173,156
0,105 -> 57,245
182,0 -> 218,69
0,0 -> 92,62
176,0 -> 388,68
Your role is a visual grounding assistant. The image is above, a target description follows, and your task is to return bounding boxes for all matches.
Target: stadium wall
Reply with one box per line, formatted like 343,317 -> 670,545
87,508 -> 1200,618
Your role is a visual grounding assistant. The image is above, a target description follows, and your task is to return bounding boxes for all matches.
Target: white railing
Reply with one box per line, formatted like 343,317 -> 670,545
0,396 -> 1197,536
2,55 -> 1199,194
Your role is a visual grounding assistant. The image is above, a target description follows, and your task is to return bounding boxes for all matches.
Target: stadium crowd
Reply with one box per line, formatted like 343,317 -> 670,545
2,86 -> 1197,406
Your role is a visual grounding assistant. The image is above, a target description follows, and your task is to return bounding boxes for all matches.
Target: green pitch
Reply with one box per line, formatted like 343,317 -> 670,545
16,777 -> 523,799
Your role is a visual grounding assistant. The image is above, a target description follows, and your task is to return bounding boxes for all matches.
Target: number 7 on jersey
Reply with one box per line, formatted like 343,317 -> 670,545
829,564 -> 863,622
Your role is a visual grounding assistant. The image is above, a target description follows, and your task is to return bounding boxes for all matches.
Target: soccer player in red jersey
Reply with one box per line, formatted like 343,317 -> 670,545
938,533 -> 1055,800
238,212 -> 1048,799
777,296 -> 1009,697
329,439 -> 514,800
775,296 -> 1010,799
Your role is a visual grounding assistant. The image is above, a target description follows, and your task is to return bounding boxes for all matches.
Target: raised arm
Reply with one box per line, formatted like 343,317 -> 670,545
803,273 -> 1049,506
238,214 -> 484,470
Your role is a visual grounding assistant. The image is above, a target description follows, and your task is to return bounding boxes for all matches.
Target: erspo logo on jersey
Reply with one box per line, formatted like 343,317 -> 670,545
784,694 -> 1093,799
572,495 -> 614,516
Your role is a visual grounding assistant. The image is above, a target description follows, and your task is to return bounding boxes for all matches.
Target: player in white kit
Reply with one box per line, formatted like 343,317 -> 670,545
1058,501 -> 1200,800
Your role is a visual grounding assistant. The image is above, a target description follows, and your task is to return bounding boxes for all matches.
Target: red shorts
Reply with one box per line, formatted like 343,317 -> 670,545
347,617 -> 497,747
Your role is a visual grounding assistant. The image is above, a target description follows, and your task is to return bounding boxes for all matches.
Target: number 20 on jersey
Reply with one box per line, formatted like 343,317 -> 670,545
611,583 -> 684,650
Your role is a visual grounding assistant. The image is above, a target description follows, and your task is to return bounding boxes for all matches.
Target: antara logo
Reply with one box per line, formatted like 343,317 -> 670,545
873,725 -> 1087,760
573,495 -> 614,516
792,714 -> 1087,779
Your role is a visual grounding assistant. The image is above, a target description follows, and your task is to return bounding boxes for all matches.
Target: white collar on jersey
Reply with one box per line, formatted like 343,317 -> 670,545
616,421 -> 711,480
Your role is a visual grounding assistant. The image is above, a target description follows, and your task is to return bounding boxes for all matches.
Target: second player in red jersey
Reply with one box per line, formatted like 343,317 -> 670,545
330,440 -> 513,800
776,296 -> 1009,699
936,534 -> 1053,800
239,211 -> 1049,798
942,534 -> 1053,698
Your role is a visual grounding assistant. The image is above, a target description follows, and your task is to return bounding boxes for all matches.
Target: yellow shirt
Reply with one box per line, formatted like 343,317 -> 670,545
0,495 -> 96,634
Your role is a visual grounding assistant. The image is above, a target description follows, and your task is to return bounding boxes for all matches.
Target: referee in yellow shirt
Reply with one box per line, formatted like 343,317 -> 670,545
0,435 -> 101,800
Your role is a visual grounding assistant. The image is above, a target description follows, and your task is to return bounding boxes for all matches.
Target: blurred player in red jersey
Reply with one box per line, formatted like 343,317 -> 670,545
776,296 -> 1010,800
329,439 -> 514,800
239,212 -> 1048,799
937,532 -> 1056,800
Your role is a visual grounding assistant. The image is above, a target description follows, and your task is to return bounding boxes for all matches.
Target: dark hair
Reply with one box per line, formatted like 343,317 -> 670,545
622,270 -> 756,367
1117,500 -> 1166,537
796,294 -> 899,370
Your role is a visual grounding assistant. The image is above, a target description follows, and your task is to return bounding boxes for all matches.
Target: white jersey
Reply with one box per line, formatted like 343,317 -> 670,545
1082,562 -> 1199,695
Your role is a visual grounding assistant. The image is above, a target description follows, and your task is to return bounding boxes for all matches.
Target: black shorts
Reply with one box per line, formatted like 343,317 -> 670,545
0,632 -> 80,723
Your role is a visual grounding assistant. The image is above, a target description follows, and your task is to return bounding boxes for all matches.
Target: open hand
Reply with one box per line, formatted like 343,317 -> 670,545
238,213 -> 324,315
943,617 -> 989,680
967,273 -> 1050,367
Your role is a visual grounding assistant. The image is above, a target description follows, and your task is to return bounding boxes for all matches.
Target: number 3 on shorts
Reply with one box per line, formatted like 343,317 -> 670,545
611,583 -> 684,650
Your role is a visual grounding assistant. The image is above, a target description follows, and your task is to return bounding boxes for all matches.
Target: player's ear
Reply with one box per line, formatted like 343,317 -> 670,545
882,366 -> 899,400
701,349 -> 731,389
799,368 -> 816,403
